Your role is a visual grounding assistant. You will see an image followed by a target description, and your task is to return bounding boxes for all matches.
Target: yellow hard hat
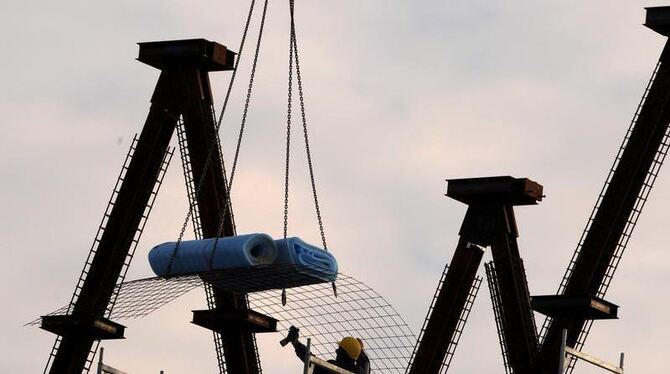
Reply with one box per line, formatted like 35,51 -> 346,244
338,336 -> 362,360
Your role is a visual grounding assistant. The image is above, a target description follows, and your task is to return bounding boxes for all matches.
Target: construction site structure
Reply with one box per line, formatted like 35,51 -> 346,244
40,38 -> 271,374
37,5 -> 670,374
407,176 -> 543,374
408,6 -> 670,373
535,6 -> 670,372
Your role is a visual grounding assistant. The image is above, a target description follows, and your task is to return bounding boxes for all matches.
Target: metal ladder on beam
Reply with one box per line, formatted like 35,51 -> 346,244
176,117 -> 230,374
44,136 -> 174,374
405,264 -> 482,373
484,262 -> 513,374
442,273 -> 482,373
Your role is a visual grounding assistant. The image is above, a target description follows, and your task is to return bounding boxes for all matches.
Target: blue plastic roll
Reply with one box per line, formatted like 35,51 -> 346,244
275,237 -> 338,278
149,233 -> 278,277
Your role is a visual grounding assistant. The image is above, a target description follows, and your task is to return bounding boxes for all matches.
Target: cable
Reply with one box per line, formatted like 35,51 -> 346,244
289,0 -> 328,250
166,0 -> 259,276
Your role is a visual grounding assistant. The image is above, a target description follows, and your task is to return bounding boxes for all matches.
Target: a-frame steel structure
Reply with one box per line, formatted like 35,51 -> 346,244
41,39 -> 261,374
407,6 -> 670,373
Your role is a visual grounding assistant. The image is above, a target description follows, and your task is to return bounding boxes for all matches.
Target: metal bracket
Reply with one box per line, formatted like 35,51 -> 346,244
560,329 -> 624,374
97,347 -> 128,374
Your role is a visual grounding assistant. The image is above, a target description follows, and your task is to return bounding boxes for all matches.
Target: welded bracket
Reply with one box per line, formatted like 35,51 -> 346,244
41,315 -> 125,340
560,330 -> 625,373
192,309 -> 278,334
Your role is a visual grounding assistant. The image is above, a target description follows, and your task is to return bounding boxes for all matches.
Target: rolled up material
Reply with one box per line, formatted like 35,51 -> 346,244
275,237 -> 338,278
149,233 -> 278,277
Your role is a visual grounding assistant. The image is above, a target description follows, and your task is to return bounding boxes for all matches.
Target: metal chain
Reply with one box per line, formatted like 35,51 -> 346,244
280,2 -> 297,308
166,0 -> 258,276
283,26 -> 294,240
228,0 -> 270,190
289,0 -> 328,250
207,0 -> 270,270
216,0 -> 258,131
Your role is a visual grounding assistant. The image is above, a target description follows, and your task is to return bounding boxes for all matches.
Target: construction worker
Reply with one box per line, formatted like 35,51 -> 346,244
356,338 -> 370,374
283,326 -> 368,373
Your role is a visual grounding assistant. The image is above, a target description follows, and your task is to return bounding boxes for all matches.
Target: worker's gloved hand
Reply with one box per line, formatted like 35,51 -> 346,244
287,325 -> 300,342
280,325 -> 300,346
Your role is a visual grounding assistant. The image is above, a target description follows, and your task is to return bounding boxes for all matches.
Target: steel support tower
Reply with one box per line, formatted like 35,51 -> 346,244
407,176 -> 543,374
536,7 -> 670,371
41,39 -> 261,374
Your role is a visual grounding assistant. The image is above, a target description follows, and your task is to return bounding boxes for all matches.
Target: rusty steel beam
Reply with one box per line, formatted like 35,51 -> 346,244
539,32 -> 670,371
180,63 -> 260,374
485,204 -> 539,373
48,70 -> 180,373
44,39 -> 263,374
455,177 -> 542,373
407,238 -> 484,374
408,176 -> 542,374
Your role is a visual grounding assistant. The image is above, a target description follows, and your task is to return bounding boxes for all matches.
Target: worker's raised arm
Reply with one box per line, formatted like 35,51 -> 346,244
292,338 -> 309,363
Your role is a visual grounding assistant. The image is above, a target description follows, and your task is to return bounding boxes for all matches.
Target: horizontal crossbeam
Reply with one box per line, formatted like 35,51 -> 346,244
565,347 -> 623,374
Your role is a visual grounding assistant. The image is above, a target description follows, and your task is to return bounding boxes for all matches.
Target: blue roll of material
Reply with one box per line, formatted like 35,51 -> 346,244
275,237 -> 338,278
149,233 -> 278,277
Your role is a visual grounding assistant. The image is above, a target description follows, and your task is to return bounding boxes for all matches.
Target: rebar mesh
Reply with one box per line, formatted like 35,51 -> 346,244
250,274 -> 416,373
31,272 -> 416,373
200,264 -> 337,293
30,264 -> 334,325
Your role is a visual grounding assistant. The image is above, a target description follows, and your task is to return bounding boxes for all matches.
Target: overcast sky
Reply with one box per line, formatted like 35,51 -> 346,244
3,1 -> 670,373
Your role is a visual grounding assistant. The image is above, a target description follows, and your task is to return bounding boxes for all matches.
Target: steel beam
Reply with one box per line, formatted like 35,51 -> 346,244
407,238 -> 484,374
484,205 -> 539,374
564,347 -> 624,374
48,70 -> 180,374
179,65 -> 260,374
455,177 -> 542,374
540,35 -> 670,370
44,38 -> 263,374
408,176 -> 541,374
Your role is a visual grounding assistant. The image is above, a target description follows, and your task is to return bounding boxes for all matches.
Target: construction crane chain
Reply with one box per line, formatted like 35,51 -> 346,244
207,0 -> 270,271
283,30 -> 294,240
228,0 -> 270,190
286,0 -> 328,250
167,0 -> 260,276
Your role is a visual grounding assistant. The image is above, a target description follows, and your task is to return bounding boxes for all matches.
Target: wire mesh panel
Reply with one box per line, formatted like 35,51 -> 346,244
28,276 -> 203,326
111,275 -> 204,319
200,264 -> 336,293
32,272 -> 416,374
248,274 -> 417,374
31,264 -> 336,324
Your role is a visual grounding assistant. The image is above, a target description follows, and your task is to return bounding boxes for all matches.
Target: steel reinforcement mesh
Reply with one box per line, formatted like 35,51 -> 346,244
31,272 -> 417,373
249,274 -> 417,373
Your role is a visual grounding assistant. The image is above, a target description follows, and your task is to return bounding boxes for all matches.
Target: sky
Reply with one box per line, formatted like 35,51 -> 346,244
2,0 -> 670,373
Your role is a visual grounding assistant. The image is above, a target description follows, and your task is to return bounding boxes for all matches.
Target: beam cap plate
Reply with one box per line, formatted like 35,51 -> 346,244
192,308 -> 278,334
646,7 -> 670,37
138,38 -> 236,71
531,295 -> 618,321
446,176 -> 543,206
40,315 -> 126,340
